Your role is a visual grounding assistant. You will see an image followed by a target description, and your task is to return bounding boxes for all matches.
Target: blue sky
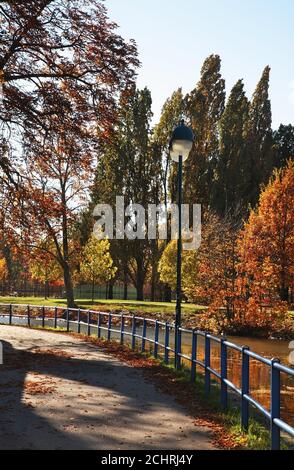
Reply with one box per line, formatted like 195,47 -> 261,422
106,0 -> 294,129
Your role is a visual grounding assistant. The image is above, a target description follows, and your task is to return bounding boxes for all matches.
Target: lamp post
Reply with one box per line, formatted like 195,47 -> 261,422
170,120 -> 194,369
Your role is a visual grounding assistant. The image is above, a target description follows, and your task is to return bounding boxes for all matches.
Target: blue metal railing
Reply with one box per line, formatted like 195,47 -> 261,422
0,303 -> 293,450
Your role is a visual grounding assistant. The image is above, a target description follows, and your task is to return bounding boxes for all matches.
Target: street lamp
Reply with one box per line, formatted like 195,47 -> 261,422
170,120 -> 194,369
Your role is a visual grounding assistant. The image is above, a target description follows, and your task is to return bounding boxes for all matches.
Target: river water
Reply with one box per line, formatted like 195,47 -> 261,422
165,330 -> 294,428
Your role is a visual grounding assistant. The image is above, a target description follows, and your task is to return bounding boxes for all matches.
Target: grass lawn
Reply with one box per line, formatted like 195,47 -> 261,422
0,296 -> 205,317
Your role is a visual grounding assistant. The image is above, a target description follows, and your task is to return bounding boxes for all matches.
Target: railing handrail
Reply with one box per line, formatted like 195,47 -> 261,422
0,302 -> 293,450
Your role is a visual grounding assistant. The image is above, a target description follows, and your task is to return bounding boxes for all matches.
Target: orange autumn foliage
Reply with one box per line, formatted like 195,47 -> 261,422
185,214 -> 241,332
237,161 -> 294,326
187,163 -> 293,334
0,257 -> 8,282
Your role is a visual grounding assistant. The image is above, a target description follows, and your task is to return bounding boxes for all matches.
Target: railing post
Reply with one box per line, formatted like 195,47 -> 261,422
205,333 -> 211,395
87,310 -> 91,336
142,319 -> 147,353
9,304 -> 12,325
97,313 -> 102,338
107,313 -> 112,341
154,320 -> 159,359
191,329 -> 197,383
77,308 -> 81,334
131,316 -> 136,350
42,306 -> 45,328
221,338 -> 228,410
54,306 -> 58,329
120,314 -> 125,345
66,309 -> 70,332
241,346 -> 250,431
271,358 -> 281,451
27,305 -> 30,327
175,326 -> 182,370
164,322 -> 170,365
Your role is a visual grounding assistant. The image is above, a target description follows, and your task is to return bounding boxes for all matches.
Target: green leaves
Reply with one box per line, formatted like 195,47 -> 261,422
80,235 -> 117,285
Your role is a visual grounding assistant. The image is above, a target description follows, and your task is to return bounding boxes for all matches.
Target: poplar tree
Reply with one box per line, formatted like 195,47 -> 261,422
273,124 -> 294,168
214,79 -> 249,216
153,88 -> 184,205
184,55 -> 225,210
119,87 -> 160,301
242,66 -> 273,209
91,87 -> 161,301
152,89 -> 184,300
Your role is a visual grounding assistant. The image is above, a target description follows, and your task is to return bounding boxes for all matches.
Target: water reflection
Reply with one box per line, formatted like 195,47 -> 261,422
129,324 -> 294,427
174,332 -> 294,427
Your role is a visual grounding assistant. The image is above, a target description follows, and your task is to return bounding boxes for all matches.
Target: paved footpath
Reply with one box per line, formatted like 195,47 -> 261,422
0,326 -> 215,450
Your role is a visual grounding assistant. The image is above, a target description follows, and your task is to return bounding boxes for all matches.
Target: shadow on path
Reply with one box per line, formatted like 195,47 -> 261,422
0,328 -> 214,450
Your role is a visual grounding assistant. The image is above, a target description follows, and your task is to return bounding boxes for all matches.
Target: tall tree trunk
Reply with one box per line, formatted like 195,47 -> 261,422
108,281 -> 114,300
135,256 -> 145,301
151,263 -> 157,302
63,262 -> 76,308
151,279 -> 155,302
164,285 -> 172,302
280,285 -> 289,302
150,240 -> 157,302
280,270 -> 289,302
92,278 -> 95,303
44,280 -> 49,300
136,271 -> 144,301
136,280 -> 144,301
123,265 -> 128,300
123,282 -> 128,300
60,184 -> 76,309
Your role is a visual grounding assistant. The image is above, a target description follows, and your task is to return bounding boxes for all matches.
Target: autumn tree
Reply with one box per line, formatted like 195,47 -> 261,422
0,0 -> 138,155
184,55 -> 225,210
29,241 -> 63,299
158,239 -> 198,293
186,215 -> 240,326
0,257 -> 8,283
0,0 -> 138,307
2,79 -> 96,307
79,235 -> 117,302
158,214 -> 242,331
238,161 -> 294,304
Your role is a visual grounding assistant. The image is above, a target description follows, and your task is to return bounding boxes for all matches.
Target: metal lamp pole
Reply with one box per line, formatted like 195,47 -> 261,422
169,120 -> 194,371
175,154 -> 183,369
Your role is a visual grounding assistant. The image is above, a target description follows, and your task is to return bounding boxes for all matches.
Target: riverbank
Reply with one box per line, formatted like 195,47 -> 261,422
0,296 -> 293,340
0,296 -> 204,316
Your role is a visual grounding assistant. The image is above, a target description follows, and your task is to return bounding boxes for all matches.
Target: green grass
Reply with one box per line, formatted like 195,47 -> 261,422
0,296 -> 69,308
0,296 -> 204,316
